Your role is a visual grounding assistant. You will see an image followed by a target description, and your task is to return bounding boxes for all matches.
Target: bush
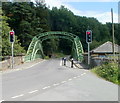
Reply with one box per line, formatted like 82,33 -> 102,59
54,53 -> 65,58
92,62 -> 119,85
44,56 -> 49,59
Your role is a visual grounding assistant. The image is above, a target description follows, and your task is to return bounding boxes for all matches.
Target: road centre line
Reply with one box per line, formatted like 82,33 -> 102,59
61,81 -> 67,83
81,72 -> 86,76
53,83 -> 60,86
11,94 -> 24,99
10,72 -> 86,99
28,90 -> 38,94
81,73 -> 84,76
68,78 -> 72,81
42,86 -> 51,90
73,77 -> 77,79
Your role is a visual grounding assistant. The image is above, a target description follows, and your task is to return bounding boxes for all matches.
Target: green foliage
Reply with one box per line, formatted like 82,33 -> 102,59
2,2 -> 50,50
50,6 -> 113,52
44,56 -> 49,59
0,7 -> 2,60
92,62 -> 119,85
1,11 -> 25,56
53,52 -> 65,58
106,23 -> 120,45
2,2 -> 119,56
90,40 -> 104,50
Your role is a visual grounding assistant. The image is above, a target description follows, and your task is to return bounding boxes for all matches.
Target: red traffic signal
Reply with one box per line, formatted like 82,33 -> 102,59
9,30 -> 15,42
87,32 -> 91,35
10,31 -> 14,35
86,30 -> 92,43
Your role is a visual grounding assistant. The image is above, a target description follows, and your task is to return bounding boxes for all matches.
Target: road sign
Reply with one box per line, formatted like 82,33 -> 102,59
86,30 -> 92,43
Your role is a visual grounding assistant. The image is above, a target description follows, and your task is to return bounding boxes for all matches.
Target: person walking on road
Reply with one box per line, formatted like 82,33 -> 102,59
64,57 -> 66,65
64,57 -> 66,66
62,57 -> 66,66
71,58 -> 74,68
62,57 -> 64,65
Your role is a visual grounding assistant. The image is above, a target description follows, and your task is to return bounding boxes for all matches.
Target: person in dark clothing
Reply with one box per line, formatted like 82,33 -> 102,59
49,54 -> 52,58
62,57 -> 64,65
71,58 -> 74,68
64,57 -> 66,66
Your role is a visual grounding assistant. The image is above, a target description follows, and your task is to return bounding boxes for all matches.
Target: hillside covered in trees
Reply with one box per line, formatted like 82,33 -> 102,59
1,1 -> 120,57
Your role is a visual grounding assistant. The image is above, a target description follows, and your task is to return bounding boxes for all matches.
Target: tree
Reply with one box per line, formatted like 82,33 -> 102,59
2,2 -> 119,56
1,9 -> 25,57
2,2 -> 50,50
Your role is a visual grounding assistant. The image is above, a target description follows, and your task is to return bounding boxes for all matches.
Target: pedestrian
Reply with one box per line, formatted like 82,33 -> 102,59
62,57 -> 64,65
64,57 -> 66,66
71,58 -> 74,68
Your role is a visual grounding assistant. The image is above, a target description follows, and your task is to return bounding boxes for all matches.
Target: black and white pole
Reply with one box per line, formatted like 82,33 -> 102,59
9,30 -> 15,69
86,30 -> 92,65
88,42 -> 90,65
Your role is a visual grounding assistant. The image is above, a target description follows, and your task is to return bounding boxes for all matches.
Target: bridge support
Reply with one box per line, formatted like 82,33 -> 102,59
24,31 -> 84,62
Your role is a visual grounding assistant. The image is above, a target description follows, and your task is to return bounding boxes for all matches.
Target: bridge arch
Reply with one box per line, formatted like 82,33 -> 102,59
24,31 -> 84,62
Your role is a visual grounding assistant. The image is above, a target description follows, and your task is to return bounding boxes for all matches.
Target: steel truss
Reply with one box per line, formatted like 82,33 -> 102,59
24,31 -> 84,62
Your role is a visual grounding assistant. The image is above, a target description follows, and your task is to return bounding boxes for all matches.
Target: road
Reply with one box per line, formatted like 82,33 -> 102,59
1,59 -> 118,101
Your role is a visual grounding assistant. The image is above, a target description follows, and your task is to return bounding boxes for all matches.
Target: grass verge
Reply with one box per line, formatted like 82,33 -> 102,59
91,62 -> 119,85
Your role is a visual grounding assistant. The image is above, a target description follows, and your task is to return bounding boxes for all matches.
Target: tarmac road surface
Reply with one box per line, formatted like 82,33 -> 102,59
1,59 -> 118,101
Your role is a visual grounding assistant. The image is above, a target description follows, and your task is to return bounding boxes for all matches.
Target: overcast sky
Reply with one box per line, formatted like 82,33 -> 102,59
35,0 -> 119,24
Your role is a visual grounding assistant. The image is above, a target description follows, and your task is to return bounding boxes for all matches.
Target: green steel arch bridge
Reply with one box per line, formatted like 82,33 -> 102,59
24,31 -> 84,62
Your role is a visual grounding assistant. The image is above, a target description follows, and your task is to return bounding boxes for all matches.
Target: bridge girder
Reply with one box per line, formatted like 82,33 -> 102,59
24,31 -> 84,62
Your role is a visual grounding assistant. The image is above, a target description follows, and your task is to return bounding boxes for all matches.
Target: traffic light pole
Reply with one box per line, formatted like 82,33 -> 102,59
9,30 -> 15,69
88,42 -> 90,65
86,30 -> 92,66
11,42 -> 14,69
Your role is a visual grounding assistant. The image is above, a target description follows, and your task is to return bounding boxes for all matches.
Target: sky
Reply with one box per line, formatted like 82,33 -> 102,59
37,0 -> 120,24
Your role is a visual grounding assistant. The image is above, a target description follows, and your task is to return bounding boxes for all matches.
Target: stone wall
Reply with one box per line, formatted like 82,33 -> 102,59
83,54 -> 118,68
0,56 -> 24,70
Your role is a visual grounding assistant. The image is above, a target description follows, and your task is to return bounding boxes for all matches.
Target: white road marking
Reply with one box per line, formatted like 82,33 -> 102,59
81,73 -> 86,76
53,83 -> 59,86
61,81 -> 67,83
0,100 -> 5,102
77,76 -> 80,77
28,90 -> 38,94
68,78 -> 72,81
74,65 -> 76,68
73,77 -> 77,79
42,86 -> 51,90
84,70 -> 88,72
2,60 -> 46,74
25,60 -> 46,69
60,60 -> 62,66
11,94 -> 24,99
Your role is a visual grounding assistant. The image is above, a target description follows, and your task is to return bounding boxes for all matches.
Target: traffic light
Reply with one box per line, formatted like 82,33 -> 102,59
86,30 -> 92,43
9,30 -> 14,43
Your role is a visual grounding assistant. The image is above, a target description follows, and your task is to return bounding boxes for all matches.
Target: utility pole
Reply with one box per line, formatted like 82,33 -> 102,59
111,8 -> 115,61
